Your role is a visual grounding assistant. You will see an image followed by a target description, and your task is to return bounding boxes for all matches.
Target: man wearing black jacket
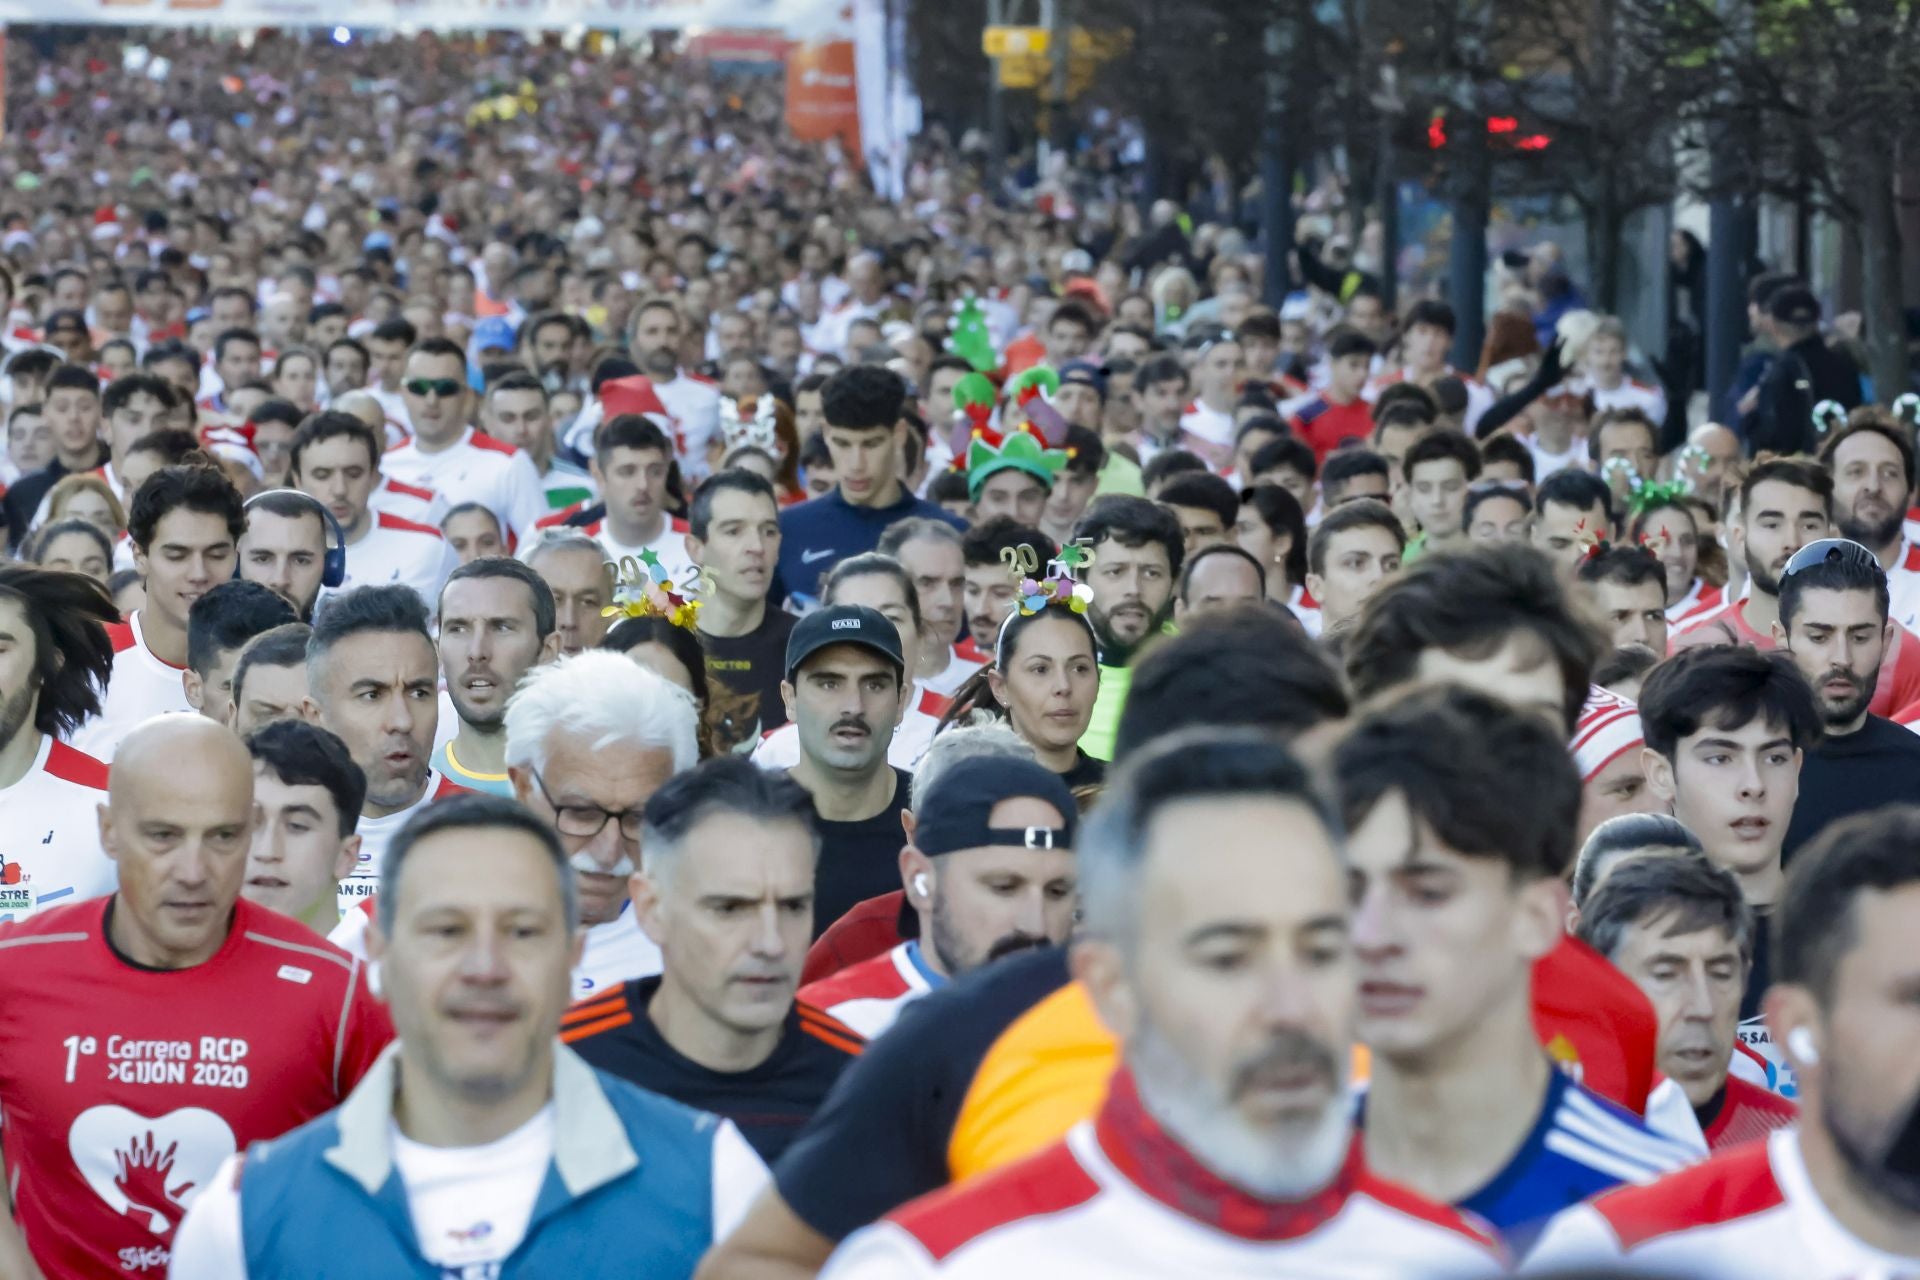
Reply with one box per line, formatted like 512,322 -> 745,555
1749,286 -> 1862,457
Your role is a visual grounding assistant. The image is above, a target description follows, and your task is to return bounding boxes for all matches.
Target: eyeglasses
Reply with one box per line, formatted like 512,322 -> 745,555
1781,538 -> 1881,579
529,769 -> 643,842
403,377 -> 463,400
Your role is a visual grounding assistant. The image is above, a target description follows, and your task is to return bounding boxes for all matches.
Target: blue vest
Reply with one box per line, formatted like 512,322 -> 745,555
237,1055 -> 719,1279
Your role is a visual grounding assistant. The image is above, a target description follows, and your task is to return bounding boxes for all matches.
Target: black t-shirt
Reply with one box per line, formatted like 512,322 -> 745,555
1060,750 -> 1106,795
774,946 -> 1071,1241
1782,715 -> 1920,861
5,449 -> 106,548
700,608 -> 798,755
560,975 -> 862,1163
802,766 -> 913,940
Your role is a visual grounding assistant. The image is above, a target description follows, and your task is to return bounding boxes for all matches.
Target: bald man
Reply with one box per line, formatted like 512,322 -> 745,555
0,715 -> 392,1278
1683,423 -> 1742,507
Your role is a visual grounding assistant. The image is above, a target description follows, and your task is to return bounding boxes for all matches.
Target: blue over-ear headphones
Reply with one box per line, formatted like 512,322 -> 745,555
242,488 -> 348,589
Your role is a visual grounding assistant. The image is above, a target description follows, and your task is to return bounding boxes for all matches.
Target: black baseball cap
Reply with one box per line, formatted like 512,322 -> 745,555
1059,360 -> 1108,401
1770,285 -> 1821,326
914,755 -> 1077,856
785,604 -> 905,681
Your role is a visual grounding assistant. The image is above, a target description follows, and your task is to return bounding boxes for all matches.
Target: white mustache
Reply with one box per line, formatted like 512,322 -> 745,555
570,850 -> 635,878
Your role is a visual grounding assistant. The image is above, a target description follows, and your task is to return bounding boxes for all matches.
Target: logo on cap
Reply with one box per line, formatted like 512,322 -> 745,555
1023,827 -> 1057,849
831,618 -> 860,631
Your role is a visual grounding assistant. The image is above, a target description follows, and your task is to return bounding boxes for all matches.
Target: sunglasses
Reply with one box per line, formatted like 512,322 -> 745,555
404,378 -> 463,399
1781,537 -> 1880,579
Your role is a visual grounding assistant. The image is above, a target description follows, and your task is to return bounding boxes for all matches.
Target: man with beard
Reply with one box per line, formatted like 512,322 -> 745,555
821,730 -> 1503,1278
1674,460 -> 1833,653
798,756 -> 1077,1039
1775,540 -> 1920,857
1073,496 -> 1182,762
631,298 -> 722,482
563,758 -> 863,1163
1338,687 -> 1692,1253
957,517 -> 1055,663
305,585 -> 472,917
1531,804 -> 1920,1276
1820,419 -> 1920,629
432,558 -> 560,795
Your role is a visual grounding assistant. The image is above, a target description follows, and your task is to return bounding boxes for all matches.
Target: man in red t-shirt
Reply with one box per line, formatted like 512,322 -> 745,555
1288,328 -> 1377,463
1578,853 -> 1796,1151
0,715 -> 391,1279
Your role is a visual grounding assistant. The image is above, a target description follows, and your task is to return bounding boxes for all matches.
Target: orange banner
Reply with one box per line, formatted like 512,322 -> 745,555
784,40 -> 860,161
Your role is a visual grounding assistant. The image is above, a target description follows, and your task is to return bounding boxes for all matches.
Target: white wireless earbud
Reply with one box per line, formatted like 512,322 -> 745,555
1788,1026 -> 1820,1066
913,873 -> 931,898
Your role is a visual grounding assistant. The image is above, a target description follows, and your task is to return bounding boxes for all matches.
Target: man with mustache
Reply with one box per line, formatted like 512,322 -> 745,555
1338,687 -> 1693,1253
563,758 -> 863,1162
432,558 -> 559,796
799,755 -> 1078,1040
1820,419 -> 1920,629
1774,540 -> 1920,857
1531,805 -> 1920,1276
821,729 -> 1503,1277
779,605 -> 913,940
1073,496 -> 1183,762
505,649 -> 698,999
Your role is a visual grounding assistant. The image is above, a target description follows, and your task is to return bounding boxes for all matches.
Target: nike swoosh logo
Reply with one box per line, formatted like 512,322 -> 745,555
801,549 -> 835,564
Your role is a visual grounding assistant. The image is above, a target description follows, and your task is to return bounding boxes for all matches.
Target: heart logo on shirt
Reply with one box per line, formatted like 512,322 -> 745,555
69,1104 -> 237,1237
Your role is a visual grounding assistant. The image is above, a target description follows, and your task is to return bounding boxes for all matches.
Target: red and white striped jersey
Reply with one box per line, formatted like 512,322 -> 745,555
826,1079 -> 1502,1280
797,941 -> 940,1040
0,734 -> 113,922
69,611 -> 192,763
1528,1128 -> 1913,1277
1665,576 -> 1725,626
368,473 -> 447,528
381,427 -> 547,543
331,510 -> 458,611
1886,537 -> 1920,631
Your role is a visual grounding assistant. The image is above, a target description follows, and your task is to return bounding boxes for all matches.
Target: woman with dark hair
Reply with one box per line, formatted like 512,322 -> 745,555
937,599 -> 1104,793
1232,482 -> 1314,633
26,518 -> 113,585
601,615 -> 715,759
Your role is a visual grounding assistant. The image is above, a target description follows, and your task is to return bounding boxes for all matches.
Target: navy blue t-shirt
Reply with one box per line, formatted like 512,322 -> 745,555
775,488 -> 965,609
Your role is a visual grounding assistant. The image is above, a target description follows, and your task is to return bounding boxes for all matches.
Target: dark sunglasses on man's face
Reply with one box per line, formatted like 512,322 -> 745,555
404,378 -> 463,399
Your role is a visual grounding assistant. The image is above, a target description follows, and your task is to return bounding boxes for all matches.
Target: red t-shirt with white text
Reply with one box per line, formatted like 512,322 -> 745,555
0,896 -> 392,1278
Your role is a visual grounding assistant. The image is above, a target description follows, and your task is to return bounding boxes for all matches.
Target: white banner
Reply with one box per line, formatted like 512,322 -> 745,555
0,0 -> 846,35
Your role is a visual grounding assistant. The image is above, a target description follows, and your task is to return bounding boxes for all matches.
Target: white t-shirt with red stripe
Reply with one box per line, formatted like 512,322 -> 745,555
0,734 -> 113,922
796,941 -> 939,1040
1528,1128 -> 1916,1277
1666,577 -> 1725,626
69,611 -> 192,762
331,511 -> 459,611
1885,537 -> 1920,631
336,770 -> 472,917
381,428 -> 547,543
369,474 -> 448,529
825,1121 -> 1503,1279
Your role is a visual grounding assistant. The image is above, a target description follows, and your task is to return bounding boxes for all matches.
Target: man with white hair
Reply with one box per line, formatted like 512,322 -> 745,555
821,730 -> 1503,1277
505,649 -> 698,998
